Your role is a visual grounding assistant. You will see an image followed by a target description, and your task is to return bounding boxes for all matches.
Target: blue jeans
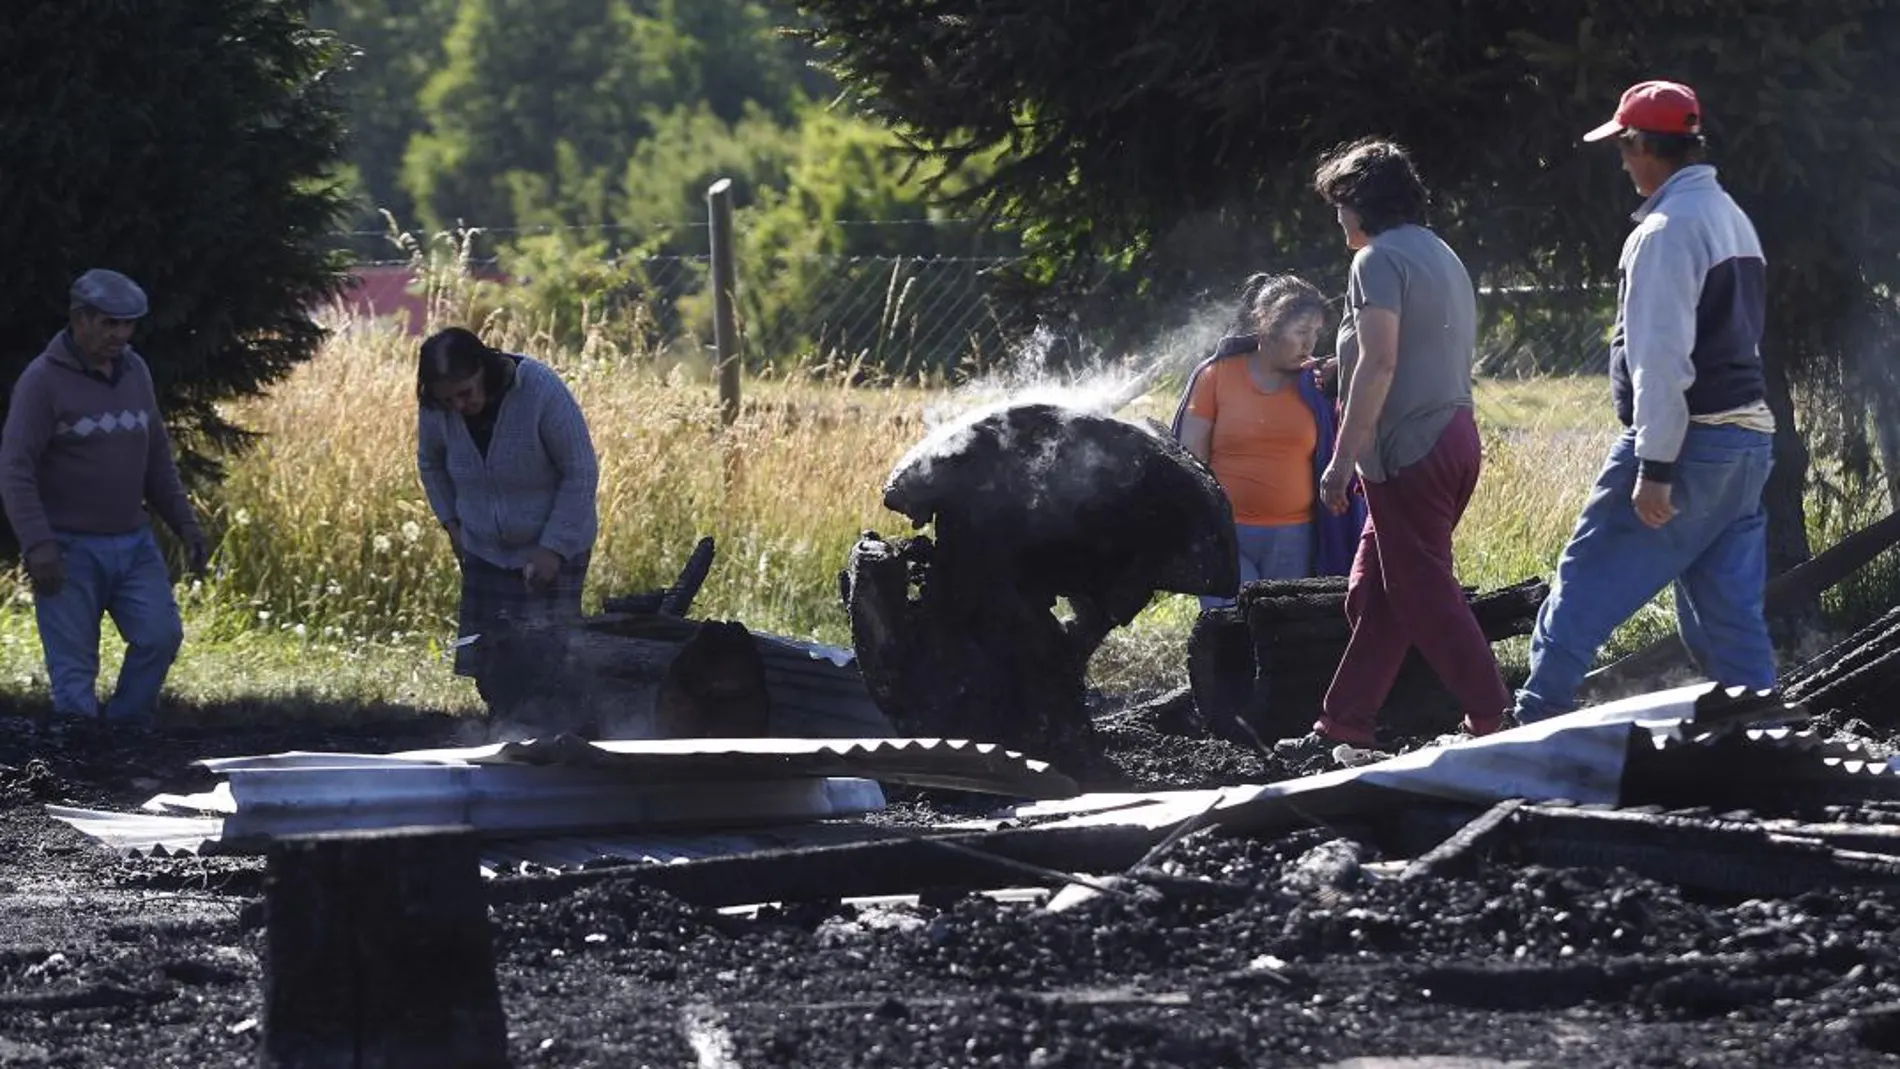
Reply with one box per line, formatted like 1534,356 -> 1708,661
1200,521 -> 1314,609
1515,425 -> 1775,722
34,527 -> 184,722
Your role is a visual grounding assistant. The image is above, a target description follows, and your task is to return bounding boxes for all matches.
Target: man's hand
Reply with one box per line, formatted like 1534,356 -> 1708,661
523,547 -> 563,593
1633,477 -> 1677,529
185,534 -> 211,577
1319,459 -> 1354,516
23,542 -> 63,598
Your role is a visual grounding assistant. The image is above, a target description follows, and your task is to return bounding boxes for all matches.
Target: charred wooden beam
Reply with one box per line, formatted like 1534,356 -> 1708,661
485,823 -> 1170,909
1389,802 -> 1900,897
1399,799 -> 1524,882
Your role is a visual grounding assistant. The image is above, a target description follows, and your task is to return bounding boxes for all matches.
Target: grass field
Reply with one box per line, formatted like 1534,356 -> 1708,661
0,307 -> 1886,724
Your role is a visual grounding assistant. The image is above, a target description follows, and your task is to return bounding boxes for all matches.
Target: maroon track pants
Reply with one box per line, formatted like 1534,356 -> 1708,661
1315,408 -> 1510,745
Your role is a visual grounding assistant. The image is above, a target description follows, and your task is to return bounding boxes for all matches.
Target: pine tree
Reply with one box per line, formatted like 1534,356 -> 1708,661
0,0 -> 352,500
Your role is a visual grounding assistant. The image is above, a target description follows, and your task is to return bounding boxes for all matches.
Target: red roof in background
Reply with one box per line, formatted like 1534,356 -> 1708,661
334,264 -> 509,335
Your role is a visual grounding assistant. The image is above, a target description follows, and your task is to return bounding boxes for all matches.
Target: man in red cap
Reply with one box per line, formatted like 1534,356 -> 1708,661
1515,79 -> 1778,723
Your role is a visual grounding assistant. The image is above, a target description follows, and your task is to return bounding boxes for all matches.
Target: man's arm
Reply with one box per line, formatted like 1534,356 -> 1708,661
131,361 -> 207,570
142,414 -> 203,547
0,367 -> 60,552
1623,221 -> 1702,483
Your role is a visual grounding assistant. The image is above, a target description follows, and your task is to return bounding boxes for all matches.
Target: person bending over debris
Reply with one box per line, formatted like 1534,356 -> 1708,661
1172,273 -> 1366,608
1515,81 -> 1776,723
0,269 -> 208,726
415,327 -> 599,705
1306,139 -> 1512,750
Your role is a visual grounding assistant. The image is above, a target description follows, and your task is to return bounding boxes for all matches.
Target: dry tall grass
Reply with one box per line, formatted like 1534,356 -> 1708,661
199,302 -> 1623,663
208,315 -> 938,646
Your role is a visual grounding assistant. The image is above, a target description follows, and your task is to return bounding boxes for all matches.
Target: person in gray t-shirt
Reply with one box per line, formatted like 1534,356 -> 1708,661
1305,139 -> 1510,754
1334,223 -> 1476,482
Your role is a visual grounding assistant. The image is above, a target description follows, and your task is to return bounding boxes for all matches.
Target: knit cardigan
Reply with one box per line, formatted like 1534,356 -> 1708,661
417,356 -> 599,569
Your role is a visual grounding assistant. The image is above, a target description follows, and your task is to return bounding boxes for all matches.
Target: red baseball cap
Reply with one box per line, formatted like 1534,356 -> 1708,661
1582,80 -> 1702,142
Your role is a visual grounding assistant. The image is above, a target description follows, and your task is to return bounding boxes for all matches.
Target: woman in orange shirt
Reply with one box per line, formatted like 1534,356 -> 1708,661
1172,274 -> 1366,608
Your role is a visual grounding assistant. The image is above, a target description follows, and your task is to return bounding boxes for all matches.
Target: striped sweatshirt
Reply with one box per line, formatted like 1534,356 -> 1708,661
0,332 -> 199,550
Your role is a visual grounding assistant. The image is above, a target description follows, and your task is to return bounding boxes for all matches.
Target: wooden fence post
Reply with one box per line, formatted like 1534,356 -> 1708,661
707,178 -> 741,427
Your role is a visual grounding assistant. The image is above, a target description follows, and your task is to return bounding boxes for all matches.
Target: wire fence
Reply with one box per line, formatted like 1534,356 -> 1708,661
737,254 -> 1019,376
338,219 -> 1613,378
340,219 -> 1025,377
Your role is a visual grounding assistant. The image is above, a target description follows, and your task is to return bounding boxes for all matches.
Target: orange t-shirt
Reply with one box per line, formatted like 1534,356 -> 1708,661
1186,360 -> 1318,526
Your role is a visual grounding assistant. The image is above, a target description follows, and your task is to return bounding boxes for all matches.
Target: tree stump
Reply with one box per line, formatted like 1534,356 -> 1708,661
260,827 -> 508,1069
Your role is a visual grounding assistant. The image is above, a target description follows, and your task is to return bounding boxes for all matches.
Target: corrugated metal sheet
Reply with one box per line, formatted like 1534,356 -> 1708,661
44,807 -> 225,855
755,635 -> 892,737
42,807 -> 916,875
1014,682 -> 1807,834
56,681 -> 1890,895
45,735 -> 1071,875
198,736 -> 1078,799
218,770 -> 884,841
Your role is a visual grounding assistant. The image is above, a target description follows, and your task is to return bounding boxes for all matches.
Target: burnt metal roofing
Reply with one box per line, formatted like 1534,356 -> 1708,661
198,736 -> 1079,799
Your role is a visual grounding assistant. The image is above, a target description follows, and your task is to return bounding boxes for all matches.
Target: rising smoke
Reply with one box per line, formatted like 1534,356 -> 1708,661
887,289 -> 1263,510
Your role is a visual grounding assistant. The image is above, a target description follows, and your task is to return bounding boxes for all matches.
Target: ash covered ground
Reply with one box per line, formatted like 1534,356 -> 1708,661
2,691 -> 1899,1068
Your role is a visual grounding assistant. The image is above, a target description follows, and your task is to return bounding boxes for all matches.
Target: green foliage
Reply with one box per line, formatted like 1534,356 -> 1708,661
488,99 -> 1013,376
310,0 -> 460,241
620,102 -> 802,236
313,0 -> 1025,376
401,0 -> 667,230
400,0 -> 814,234
734,104 -> 1012,373
0,0 -> 352,475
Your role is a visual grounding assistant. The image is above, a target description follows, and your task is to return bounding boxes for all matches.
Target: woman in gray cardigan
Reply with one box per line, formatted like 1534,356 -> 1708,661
415,327 -> 599,699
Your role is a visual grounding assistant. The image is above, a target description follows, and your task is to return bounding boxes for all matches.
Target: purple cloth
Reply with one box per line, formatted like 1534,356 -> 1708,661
1171,352 -> 1366,577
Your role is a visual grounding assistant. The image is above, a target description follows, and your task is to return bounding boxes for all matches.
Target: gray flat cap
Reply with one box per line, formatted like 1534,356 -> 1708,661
69,269 -> 149,319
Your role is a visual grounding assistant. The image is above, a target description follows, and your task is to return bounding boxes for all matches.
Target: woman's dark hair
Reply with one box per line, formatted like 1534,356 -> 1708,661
1312,137 -> 1430,235
416,326 -> 512,408
1236,272 -> 1329,339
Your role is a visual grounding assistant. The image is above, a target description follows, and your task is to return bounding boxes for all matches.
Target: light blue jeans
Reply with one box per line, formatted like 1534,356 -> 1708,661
34,527 -> 184,722
1515,425 -> 1776,722
1200,521 -> 1314,609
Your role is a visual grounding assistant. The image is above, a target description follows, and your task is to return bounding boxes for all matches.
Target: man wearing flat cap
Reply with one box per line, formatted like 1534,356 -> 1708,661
1515,80 -> 1778,724
0,269 -> 208,726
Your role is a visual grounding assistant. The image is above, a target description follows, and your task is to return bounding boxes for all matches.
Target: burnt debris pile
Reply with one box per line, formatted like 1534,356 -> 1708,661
1785,604 -> 1900,734
1188,575 -> 1548,745
844,402 -> 1237,763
